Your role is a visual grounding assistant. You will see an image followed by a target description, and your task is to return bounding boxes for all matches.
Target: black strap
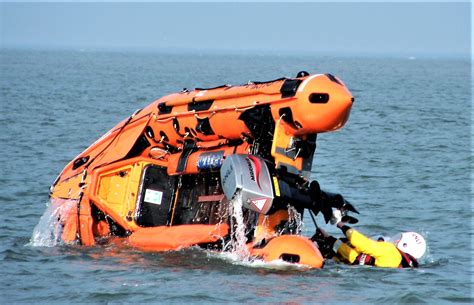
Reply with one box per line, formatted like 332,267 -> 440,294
176,140 -> 198,173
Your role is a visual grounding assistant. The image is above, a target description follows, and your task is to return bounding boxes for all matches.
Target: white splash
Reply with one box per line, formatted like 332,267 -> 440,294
419,230 -> 434,265
287,205 -> 304,234
207,250 -> 310,271
224,191 -> 251,261
30,200 -> 77,247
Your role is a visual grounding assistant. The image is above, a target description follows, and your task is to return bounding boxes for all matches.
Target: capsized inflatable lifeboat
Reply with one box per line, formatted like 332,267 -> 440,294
49,71 -> 357,268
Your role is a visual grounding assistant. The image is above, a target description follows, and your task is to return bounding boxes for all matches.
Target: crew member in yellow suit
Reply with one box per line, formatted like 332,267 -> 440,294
314,210 -> 427,268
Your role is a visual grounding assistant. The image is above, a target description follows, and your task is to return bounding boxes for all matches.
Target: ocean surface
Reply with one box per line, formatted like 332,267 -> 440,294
0,49 -> 471,303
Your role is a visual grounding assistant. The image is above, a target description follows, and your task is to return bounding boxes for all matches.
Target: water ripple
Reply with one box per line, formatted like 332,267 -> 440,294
0,50 -> 471,304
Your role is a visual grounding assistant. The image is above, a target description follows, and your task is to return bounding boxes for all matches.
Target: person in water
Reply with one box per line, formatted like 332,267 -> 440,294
313,210 -> 427,268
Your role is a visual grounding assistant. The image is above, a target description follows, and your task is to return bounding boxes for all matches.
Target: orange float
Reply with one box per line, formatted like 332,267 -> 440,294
49,71 -> 354,268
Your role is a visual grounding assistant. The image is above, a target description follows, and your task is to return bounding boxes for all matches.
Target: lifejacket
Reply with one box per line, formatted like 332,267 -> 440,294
353,253 -> 375,266
353,250 -> 419,268
398,249 -> 419,268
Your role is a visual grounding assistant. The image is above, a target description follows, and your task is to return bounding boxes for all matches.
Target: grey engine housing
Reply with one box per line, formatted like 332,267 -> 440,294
220,154 -> 274,214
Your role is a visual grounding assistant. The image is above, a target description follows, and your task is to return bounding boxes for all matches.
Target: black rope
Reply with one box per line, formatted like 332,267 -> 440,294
309,210 -> 318,230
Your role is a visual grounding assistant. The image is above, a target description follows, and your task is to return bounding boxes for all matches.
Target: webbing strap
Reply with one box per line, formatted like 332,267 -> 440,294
176,140 -> 198,173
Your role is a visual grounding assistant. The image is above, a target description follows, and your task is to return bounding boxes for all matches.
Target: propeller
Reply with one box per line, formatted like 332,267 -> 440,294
311,186 -> 360,223
341,215 -> 359,224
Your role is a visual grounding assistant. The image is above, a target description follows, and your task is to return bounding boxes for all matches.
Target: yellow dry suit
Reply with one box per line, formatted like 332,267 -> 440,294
335,228 -> 404,268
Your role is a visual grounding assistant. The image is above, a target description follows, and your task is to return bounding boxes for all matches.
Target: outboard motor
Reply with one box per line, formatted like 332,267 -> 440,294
219,154 -> 326,216
220,154 -> 275,214
220,154 -> 359,223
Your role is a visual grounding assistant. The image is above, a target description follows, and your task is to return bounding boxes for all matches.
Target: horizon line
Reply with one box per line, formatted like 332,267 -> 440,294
1,45 -> 470,60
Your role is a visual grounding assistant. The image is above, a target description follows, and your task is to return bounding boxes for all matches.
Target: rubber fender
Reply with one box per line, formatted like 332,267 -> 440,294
128,223 -> 229,251
250,235 -> 324,268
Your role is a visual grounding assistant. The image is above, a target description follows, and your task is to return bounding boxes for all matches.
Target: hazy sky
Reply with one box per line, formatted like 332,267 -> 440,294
1,2 -> 470,56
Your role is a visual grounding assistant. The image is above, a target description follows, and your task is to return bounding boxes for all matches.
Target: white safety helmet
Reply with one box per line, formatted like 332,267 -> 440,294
392,232 -> 427,259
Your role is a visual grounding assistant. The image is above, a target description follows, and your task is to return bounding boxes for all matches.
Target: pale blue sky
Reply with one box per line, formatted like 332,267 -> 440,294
1,2 -> 470,57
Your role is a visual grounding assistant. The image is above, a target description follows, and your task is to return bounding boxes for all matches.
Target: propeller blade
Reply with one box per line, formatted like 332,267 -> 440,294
342,202 -> 359,214
321,205 -> 333,224
309,180 -> 322,201
341,215 -> 359,224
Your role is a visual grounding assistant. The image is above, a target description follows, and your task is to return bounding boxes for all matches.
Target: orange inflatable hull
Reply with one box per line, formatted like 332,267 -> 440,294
250,235 -> 324,268
128,224 -> 230,252
49,72 -> 354,269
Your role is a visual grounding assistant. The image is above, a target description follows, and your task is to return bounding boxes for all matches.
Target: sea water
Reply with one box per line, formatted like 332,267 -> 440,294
0,49 -> 471,303
223,191 -> 251,261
